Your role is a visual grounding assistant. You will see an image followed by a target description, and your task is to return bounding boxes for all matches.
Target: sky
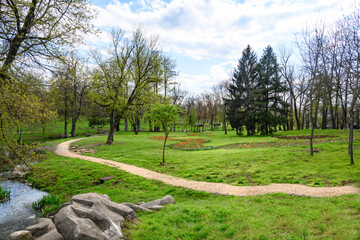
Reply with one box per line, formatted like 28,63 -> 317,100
85,0 -> 355,95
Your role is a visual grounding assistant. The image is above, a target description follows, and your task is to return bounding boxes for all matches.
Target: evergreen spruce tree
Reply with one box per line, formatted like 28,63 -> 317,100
225,45 -> 258,135
254,45 -> 288,134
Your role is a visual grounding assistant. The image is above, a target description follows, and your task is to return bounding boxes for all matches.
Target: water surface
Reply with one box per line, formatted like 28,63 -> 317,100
0,173 -> 47,240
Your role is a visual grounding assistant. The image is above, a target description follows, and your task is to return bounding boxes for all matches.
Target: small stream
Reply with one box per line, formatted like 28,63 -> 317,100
0,173 -> 48,240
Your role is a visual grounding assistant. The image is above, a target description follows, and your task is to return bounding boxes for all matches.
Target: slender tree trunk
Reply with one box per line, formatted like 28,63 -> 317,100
71,88 -> 78,138
124,119 -> 128,131
321,105 -> 327,129
162,132 -> 169,165
107,111 -> 119,144
17,128 -> 22,143
349,114 -> 354,165
349,99 -> 357,164
64,93 -> 68,136
137,115 -> 141,133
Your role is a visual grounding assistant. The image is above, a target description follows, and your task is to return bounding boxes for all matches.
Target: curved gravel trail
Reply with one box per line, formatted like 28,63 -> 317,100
55,138 -> 359,198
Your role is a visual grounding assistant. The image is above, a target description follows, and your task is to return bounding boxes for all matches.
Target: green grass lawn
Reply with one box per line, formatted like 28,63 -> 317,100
71,129 -> 360,187
26,128 -> 360,239
29,153 -> 360,240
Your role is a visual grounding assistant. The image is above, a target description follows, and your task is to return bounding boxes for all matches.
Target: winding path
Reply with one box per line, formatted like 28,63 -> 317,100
55,138 -> 359,198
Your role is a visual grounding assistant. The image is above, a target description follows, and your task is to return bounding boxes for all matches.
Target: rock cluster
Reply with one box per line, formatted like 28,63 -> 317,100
10,193 -> 175,240
8,165 -> 31,180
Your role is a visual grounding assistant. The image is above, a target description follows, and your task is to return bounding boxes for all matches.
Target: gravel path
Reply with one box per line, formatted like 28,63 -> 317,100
55,138 -> 359,198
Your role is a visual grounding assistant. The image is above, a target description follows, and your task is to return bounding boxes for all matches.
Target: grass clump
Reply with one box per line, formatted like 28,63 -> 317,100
0,186 -> 10,202
32,194 -> 61,217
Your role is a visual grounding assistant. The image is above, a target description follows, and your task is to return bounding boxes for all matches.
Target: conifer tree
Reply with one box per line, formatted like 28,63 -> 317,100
225,45 -> 258,135
254,45 -> 288,134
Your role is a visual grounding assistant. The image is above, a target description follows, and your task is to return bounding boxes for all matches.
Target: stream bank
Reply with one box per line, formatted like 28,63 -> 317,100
0,173 -> 48,240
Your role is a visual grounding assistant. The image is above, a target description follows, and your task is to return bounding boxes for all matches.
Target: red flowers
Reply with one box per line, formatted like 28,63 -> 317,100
149,135 -> 358,151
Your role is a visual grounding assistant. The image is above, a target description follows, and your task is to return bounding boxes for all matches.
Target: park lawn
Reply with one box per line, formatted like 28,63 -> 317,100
71,130 -> 360,187
29,153 -> 360,240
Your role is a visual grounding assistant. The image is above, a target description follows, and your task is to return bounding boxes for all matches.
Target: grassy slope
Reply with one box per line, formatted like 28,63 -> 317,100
30,153 -> 360,240
72,130 -> 360,187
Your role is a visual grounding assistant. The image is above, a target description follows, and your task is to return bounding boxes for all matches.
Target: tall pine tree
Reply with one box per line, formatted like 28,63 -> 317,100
225,45 -> 258,135
254,45 -> 288,134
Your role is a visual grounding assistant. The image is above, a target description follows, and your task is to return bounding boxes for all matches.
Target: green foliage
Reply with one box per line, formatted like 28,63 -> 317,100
88,116 -> 108,130
188,106 -> 197,126
225,45 -> 258,135
225,45 -> 288,135
149,104 -> 180,132
149,104 -> 181,164
32,194 -> 61,217
255,45 -> 288,134
89,27 -> 176,143
0,186 -> 10,201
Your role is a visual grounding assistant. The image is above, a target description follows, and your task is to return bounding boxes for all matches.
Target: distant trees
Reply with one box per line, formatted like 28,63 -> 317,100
51,55 -> 89,137
225,45 -> 288,135
90,27 -> 175,144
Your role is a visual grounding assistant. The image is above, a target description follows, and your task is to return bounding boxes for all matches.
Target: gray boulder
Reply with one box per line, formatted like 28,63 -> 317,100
54,193 -> 136,240
10,193 -> 175,240
36,228 -> 63,240
121,202 -> 152,212
160,195 -> 176,205
140,195 -> 176,209
10,230 -> 34,240
26,218 -> 55,237
147,205 -> 164,211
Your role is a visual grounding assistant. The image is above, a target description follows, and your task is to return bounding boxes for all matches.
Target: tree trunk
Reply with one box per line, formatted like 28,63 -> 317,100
64,93 -> 68,136
162,132 -> 169,165
136,115 -> 141,133
124,119 -> 128,131
106,111 -> 119,144
71,118 -> 77,137
116,121 -> 120,132
321,105 -> 327,129
310,123 -> 315,155
17,128 -> 22,143
349,100 -> 356,165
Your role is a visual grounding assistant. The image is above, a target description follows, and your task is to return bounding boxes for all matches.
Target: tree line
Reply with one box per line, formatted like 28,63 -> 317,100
1,0 -> 359,167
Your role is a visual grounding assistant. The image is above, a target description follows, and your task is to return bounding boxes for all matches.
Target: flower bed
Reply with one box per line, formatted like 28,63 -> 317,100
169,138 -> 219,151
149,135 -> 358,151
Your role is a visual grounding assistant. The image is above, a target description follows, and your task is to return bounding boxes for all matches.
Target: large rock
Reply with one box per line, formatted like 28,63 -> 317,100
36,228 -> 63,240
10,230 -> 34,240
8,165 -> 31,179
26,218 -> 55,237
54,193 -> 136,240
10,193 -> 175,240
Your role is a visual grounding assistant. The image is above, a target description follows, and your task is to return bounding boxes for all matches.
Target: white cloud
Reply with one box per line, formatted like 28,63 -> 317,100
178,61 -> 236,94
87,0 -> 355,94
91,0 -> 352,60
